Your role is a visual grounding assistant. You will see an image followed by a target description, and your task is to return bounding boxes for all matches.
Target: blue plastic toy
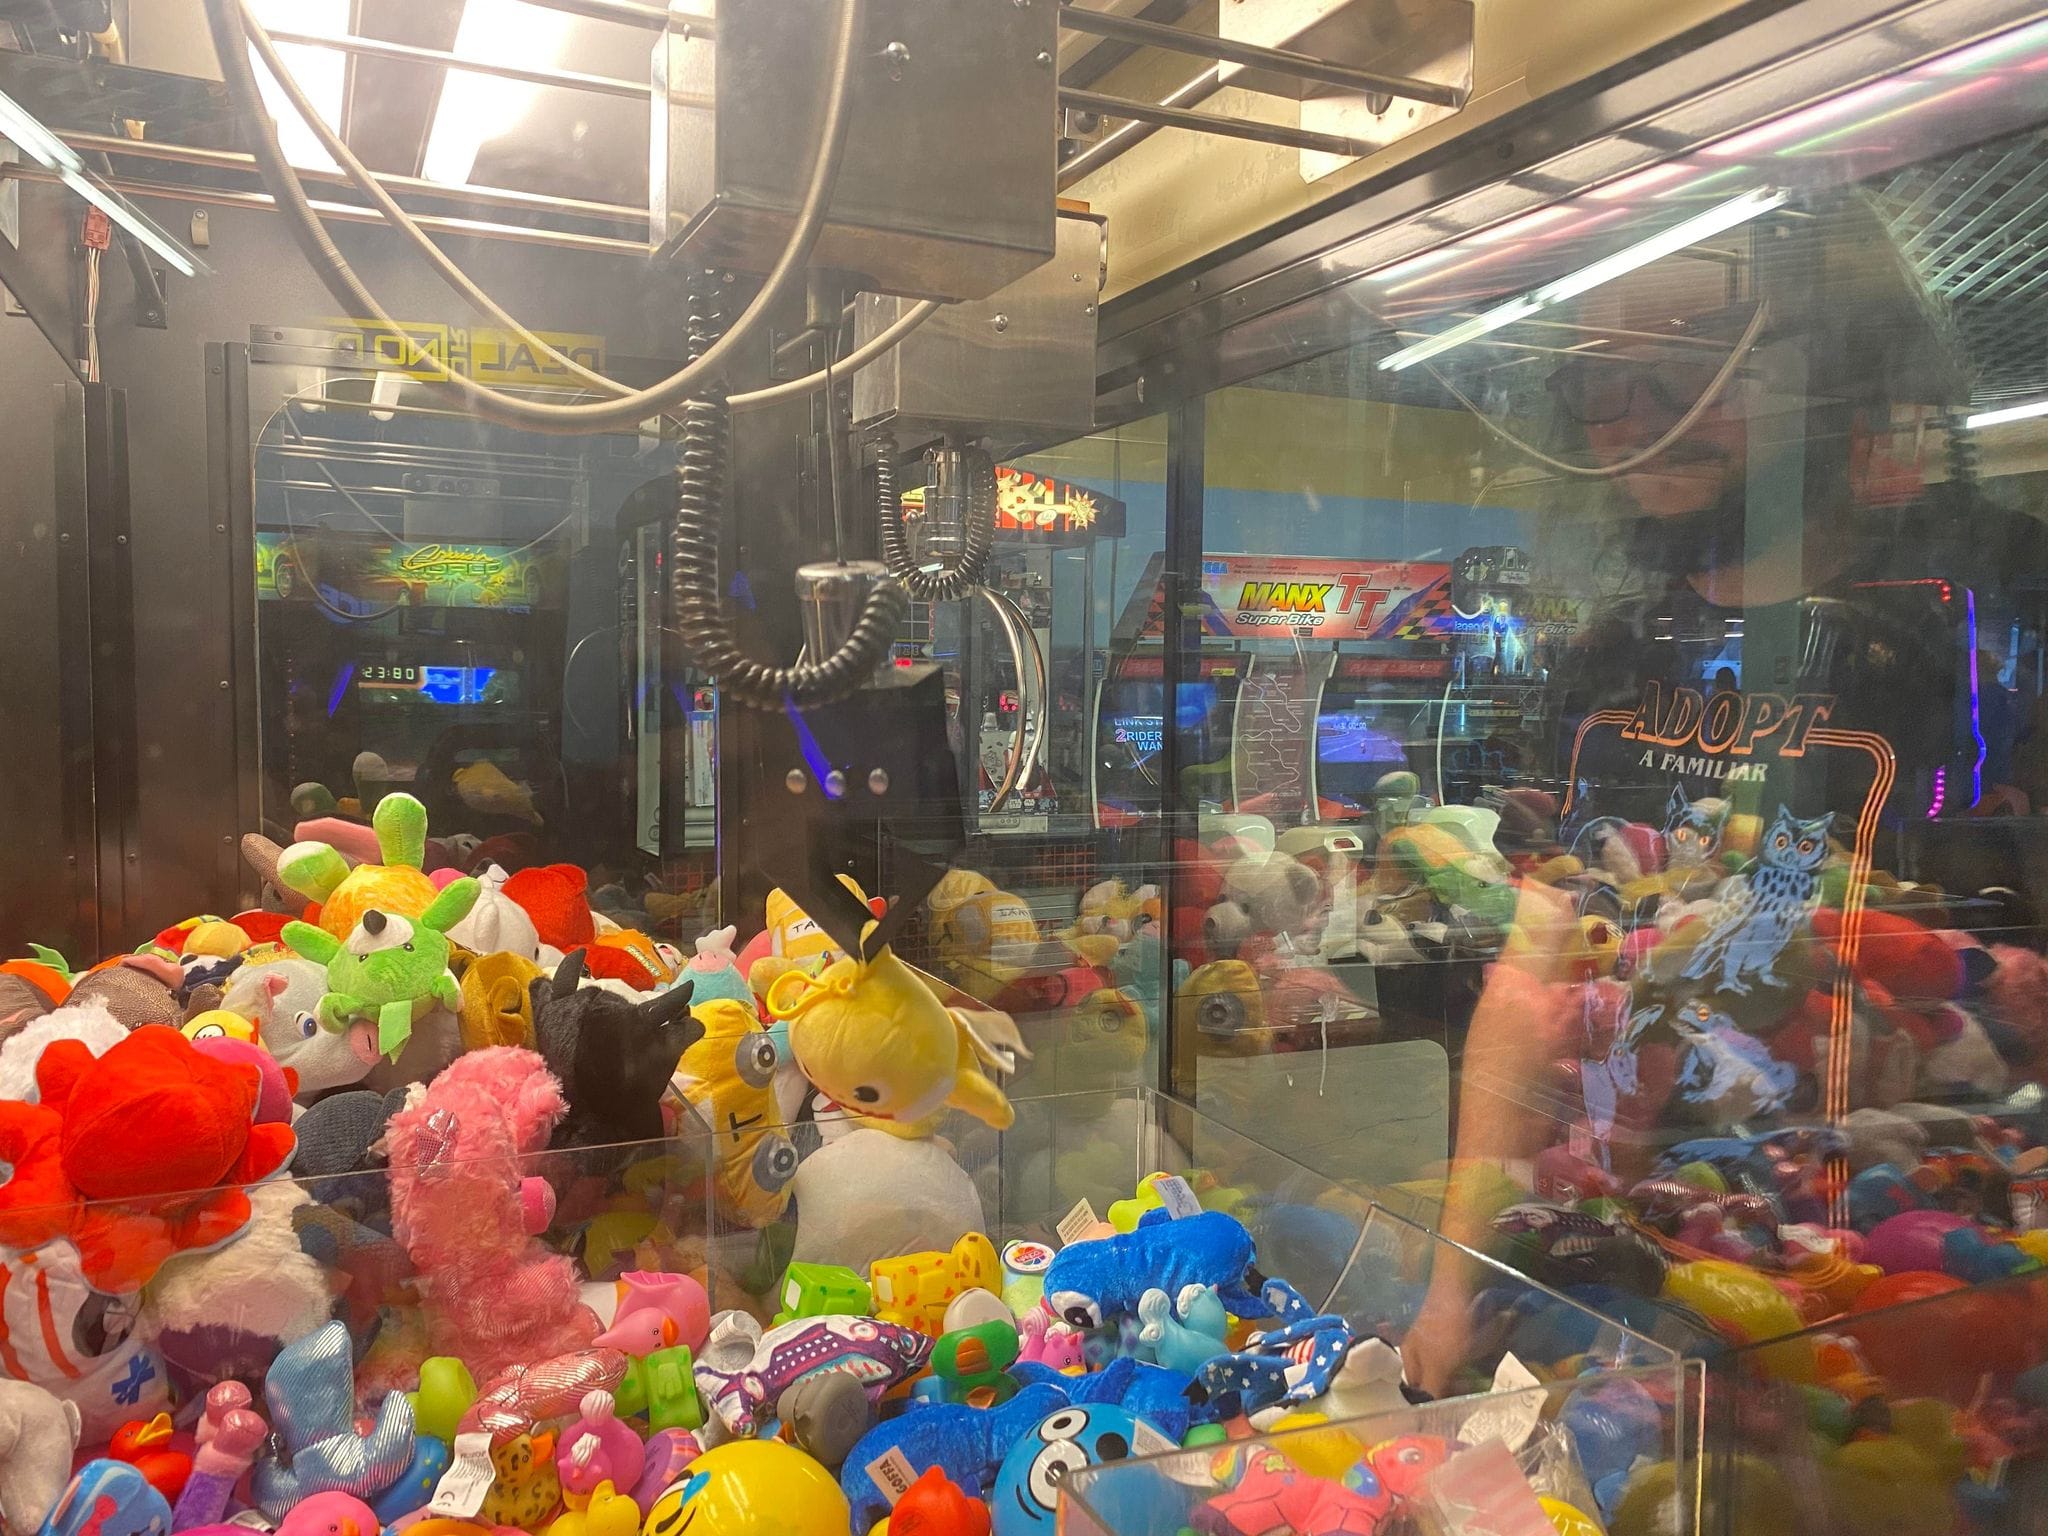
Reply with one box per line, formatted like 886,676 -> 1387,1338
37,1462 -> 170,1536
1041,1210 -> 1271,1329
991,1404 -> 1163,1536
1136,1283 -> 1229,1376
371,1437 -> 450,1523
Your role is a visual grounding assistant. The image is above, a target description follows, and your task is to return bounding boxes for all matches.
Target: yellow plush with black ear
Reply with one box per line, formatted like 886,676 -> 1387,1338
925,870 -> 1043,1004
768,938 -> 1018,1135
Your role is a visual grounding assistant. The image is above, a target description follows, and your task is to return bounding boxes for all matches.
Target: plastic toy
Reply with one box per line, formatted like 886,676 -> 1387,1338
776,1262 -> 872,1325
695,1313 -> 933,1435
109,1415 -> 194,1501
1193,1448 -> 1392,1536
992,1403 -> 1166,1536
1017,1309 -> 1084,1372
277,794 -> 443,939
284,876 -> 477,1062
841,1382 -> 1069,1532
532,952 -> 701,1147
1042,1209 -> 1272,1329
616,1346 -> 701,1433
931,1320 -> 1021,1406
943,1289 -> 1014,1333
479,1431 -> 563,1529
778,1369 -> 874,1468
595,1272 -> 710,1356
999,1240 -> 1053,1317
0,1381 -> 80,1536
545,1481 -> 639,1536
872,1233 -> 1002,1335
385,1048 -> 600,1378
629,1431 -> 701,1508
675,997 -> 800,1226
876,1466 -> 990,1536
370,1438 -> 450,1526
643,1441 -> 848,1536
250,1322 -> 415,1518
0,1024 -> 297,1293
36,1462 -> 172,1536
558,1391 -> 644,1508
170,1384 -> 267,1532
275,1492 -> 378,1536
1136,1284 -> 1229,1376
411,1357 -> 478,1446
767,942 -> 1019,1133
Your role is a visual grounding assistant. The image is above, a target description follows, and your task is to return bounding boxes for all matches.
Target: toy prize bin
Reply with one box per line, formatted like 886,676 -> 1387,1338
1065,1360 -> 1708,1536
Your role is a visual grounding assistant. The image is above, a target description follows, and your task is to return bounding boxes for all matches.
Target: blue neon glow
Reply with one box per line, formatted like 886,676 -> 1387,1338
327,663 -> 355,719
785,701 -> 840,798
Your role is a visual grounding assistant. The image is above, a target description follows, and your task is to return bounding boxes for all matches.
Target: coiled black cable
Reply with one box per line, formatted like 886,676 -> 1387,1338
877,441 -> 996,602
670,271 -> 907,711
1946,409 -> 1982,489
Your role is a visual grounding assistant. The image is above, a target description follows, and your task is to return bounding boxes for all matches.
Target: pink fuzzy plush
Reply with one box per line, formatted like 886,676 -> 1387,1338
385,1048 -> 599,1379
1983,944 -> 2048,1071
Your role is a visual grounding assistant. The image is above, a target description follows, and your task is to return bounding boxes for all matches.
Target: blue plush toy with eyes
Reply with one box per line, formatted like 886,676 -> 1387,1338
840,1384 -> 1068,1533
1041,1210 -> 1273,1330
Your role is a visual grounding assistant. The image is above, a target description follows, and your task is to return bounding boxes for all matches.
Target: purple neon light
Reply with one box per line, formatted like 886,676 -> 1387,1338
327,663 -> 354,719
1967,587 -> 1986,807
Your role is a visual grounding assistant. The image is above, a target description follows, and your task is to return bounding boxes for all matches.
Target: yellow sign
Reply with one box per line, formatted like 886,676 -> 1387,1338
324,320 -> 607,388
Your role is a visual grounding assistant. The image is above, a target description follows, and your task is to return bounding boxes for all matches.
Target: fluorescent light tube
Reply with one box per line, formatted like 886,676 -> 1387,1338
1966,399 -> 2048,429
0,86 -> 200,277
1381,188 -> 1785,371
422,0 -> 576,187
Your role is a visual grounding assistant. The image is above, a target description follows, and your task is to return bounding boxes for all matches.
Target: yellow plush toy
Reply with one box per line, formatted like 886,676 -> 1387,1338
456,950 -> 544,1051
925,869 -> 1044,1004
767,937 -> 1019,1134
677,997 -> 800,1226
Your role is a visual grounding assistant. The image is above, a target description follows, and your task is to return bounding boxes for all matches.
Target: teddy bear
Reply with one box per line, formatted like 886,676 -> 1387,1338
0,1380 -> 83,1535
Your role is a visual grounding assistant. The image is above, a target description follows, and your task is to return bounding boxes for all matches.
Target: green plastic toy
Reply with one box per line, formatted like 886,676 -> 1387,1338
409,1356 -> 477,1444
774,1262 -> 872,1326
930,1319 -> 1019,1406
618,1344 -> 702,1431
282,876 -> 479,1060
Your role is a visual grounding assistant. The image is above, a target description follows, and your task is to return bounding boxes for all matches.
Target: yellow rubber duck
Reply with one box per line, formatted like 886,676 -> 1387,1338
546,1481 -> 639,1536
479,1431 -> 562,1531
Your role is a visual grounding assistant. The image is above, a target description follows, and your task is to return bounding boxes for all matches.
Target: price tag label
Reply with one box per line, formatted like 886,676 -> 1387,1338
428,1431 -> 498,1518
865,1447 -> 920,1507
1151,1174 -> 1202,1220
1056,1198 -> 1102,1247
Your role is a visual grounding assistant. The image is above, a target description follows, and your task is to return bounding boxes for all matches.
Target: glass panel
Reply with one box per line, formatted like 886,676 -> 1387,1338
247,352 -> 719,925
1168,28 -> 2048,1476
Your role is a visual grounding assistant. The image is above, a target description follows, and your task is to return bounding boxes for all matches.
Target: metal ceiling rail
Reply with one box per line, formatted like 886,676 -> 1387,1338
1059,85 -> 1374,159
1056,3 -> 1464,108
261,29 -> 659,101
0,163 -> 654,256
1059,67 -> 1223,191
58,130 -> 648,228
514,0 -> 710,32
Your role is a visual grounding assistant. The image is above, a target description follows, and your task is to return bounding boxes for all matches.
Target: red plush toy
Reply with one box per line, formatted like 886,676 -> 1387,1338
503,864 -> 598,950
1813,907 -> 1964,1008
0,1024 -> 296,1293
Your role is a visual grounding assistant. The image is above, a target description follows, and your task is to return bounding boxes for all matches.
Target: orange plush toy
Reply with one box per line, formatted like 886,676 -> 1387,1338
0,1025 -> 296,1293
503,865 -> 598,951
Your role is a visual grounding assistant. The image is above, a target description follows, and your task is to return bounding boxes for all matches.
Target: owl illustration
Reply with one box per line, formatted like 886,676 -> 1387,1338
1680,805 -> 1833,996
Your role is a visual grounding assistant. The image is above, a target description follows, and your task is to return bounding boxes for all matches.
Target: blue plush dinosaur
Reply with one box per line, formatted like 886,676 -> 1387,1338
840,1383 -> 1067,1532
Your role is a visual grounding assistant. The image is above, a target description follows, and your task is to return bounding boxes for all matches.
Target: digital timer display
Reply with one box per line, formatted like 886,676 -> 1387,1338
356,664 -> 500,705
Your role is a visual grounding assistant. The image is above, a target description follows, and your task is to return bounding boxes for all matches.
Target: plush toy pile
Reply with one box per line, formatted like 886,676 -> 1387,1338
0,786 -> 1696,1536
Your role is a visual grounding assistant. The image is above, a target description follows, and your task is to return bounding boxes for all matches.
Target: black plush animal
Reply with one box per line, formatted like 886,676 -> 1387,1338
530,950 -> 700,1148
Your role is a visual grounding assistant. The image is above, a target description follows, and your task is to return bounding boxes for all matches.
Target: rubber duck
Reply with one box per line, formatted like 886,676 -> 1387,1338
108,1413 -> 194,1501
276,1491 -> 378,1536
872,1466 -> 989,1536
480,1430 -> 563,1530
594,1272 -> 710,1356
544,1480 -> 639,1536
557,1391 -> 644,1509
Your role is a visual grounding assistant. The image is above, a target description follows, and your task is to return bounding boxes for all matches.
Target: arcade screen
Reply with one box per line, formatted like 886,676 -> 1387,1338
1094,654 -> 1241,825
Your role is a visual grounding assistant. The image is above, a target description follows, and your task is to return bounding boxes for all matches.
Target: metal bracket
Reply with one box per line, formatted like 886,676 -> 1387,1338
0,206 -> 84,383
118,230 -> 166,329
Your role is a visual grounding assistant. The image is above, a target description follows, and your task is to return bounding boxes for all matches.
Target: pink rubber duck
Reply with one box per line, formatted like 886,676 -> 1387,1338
556,1391 -> 644,1507
1018,1308 -> 1085,1372
593,1272 -> 709,1355
276,1492 -> 379,1536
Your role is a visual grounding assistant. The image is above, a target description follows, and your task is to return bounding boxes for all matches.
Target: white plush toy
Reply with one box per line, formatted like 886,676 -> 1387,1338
0,1380 -> 83,1534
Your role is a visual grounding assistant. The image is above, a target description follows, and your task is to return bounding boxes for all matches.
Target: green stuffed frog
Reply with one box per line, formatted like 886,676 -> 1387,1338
283,877 -> 478,1060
